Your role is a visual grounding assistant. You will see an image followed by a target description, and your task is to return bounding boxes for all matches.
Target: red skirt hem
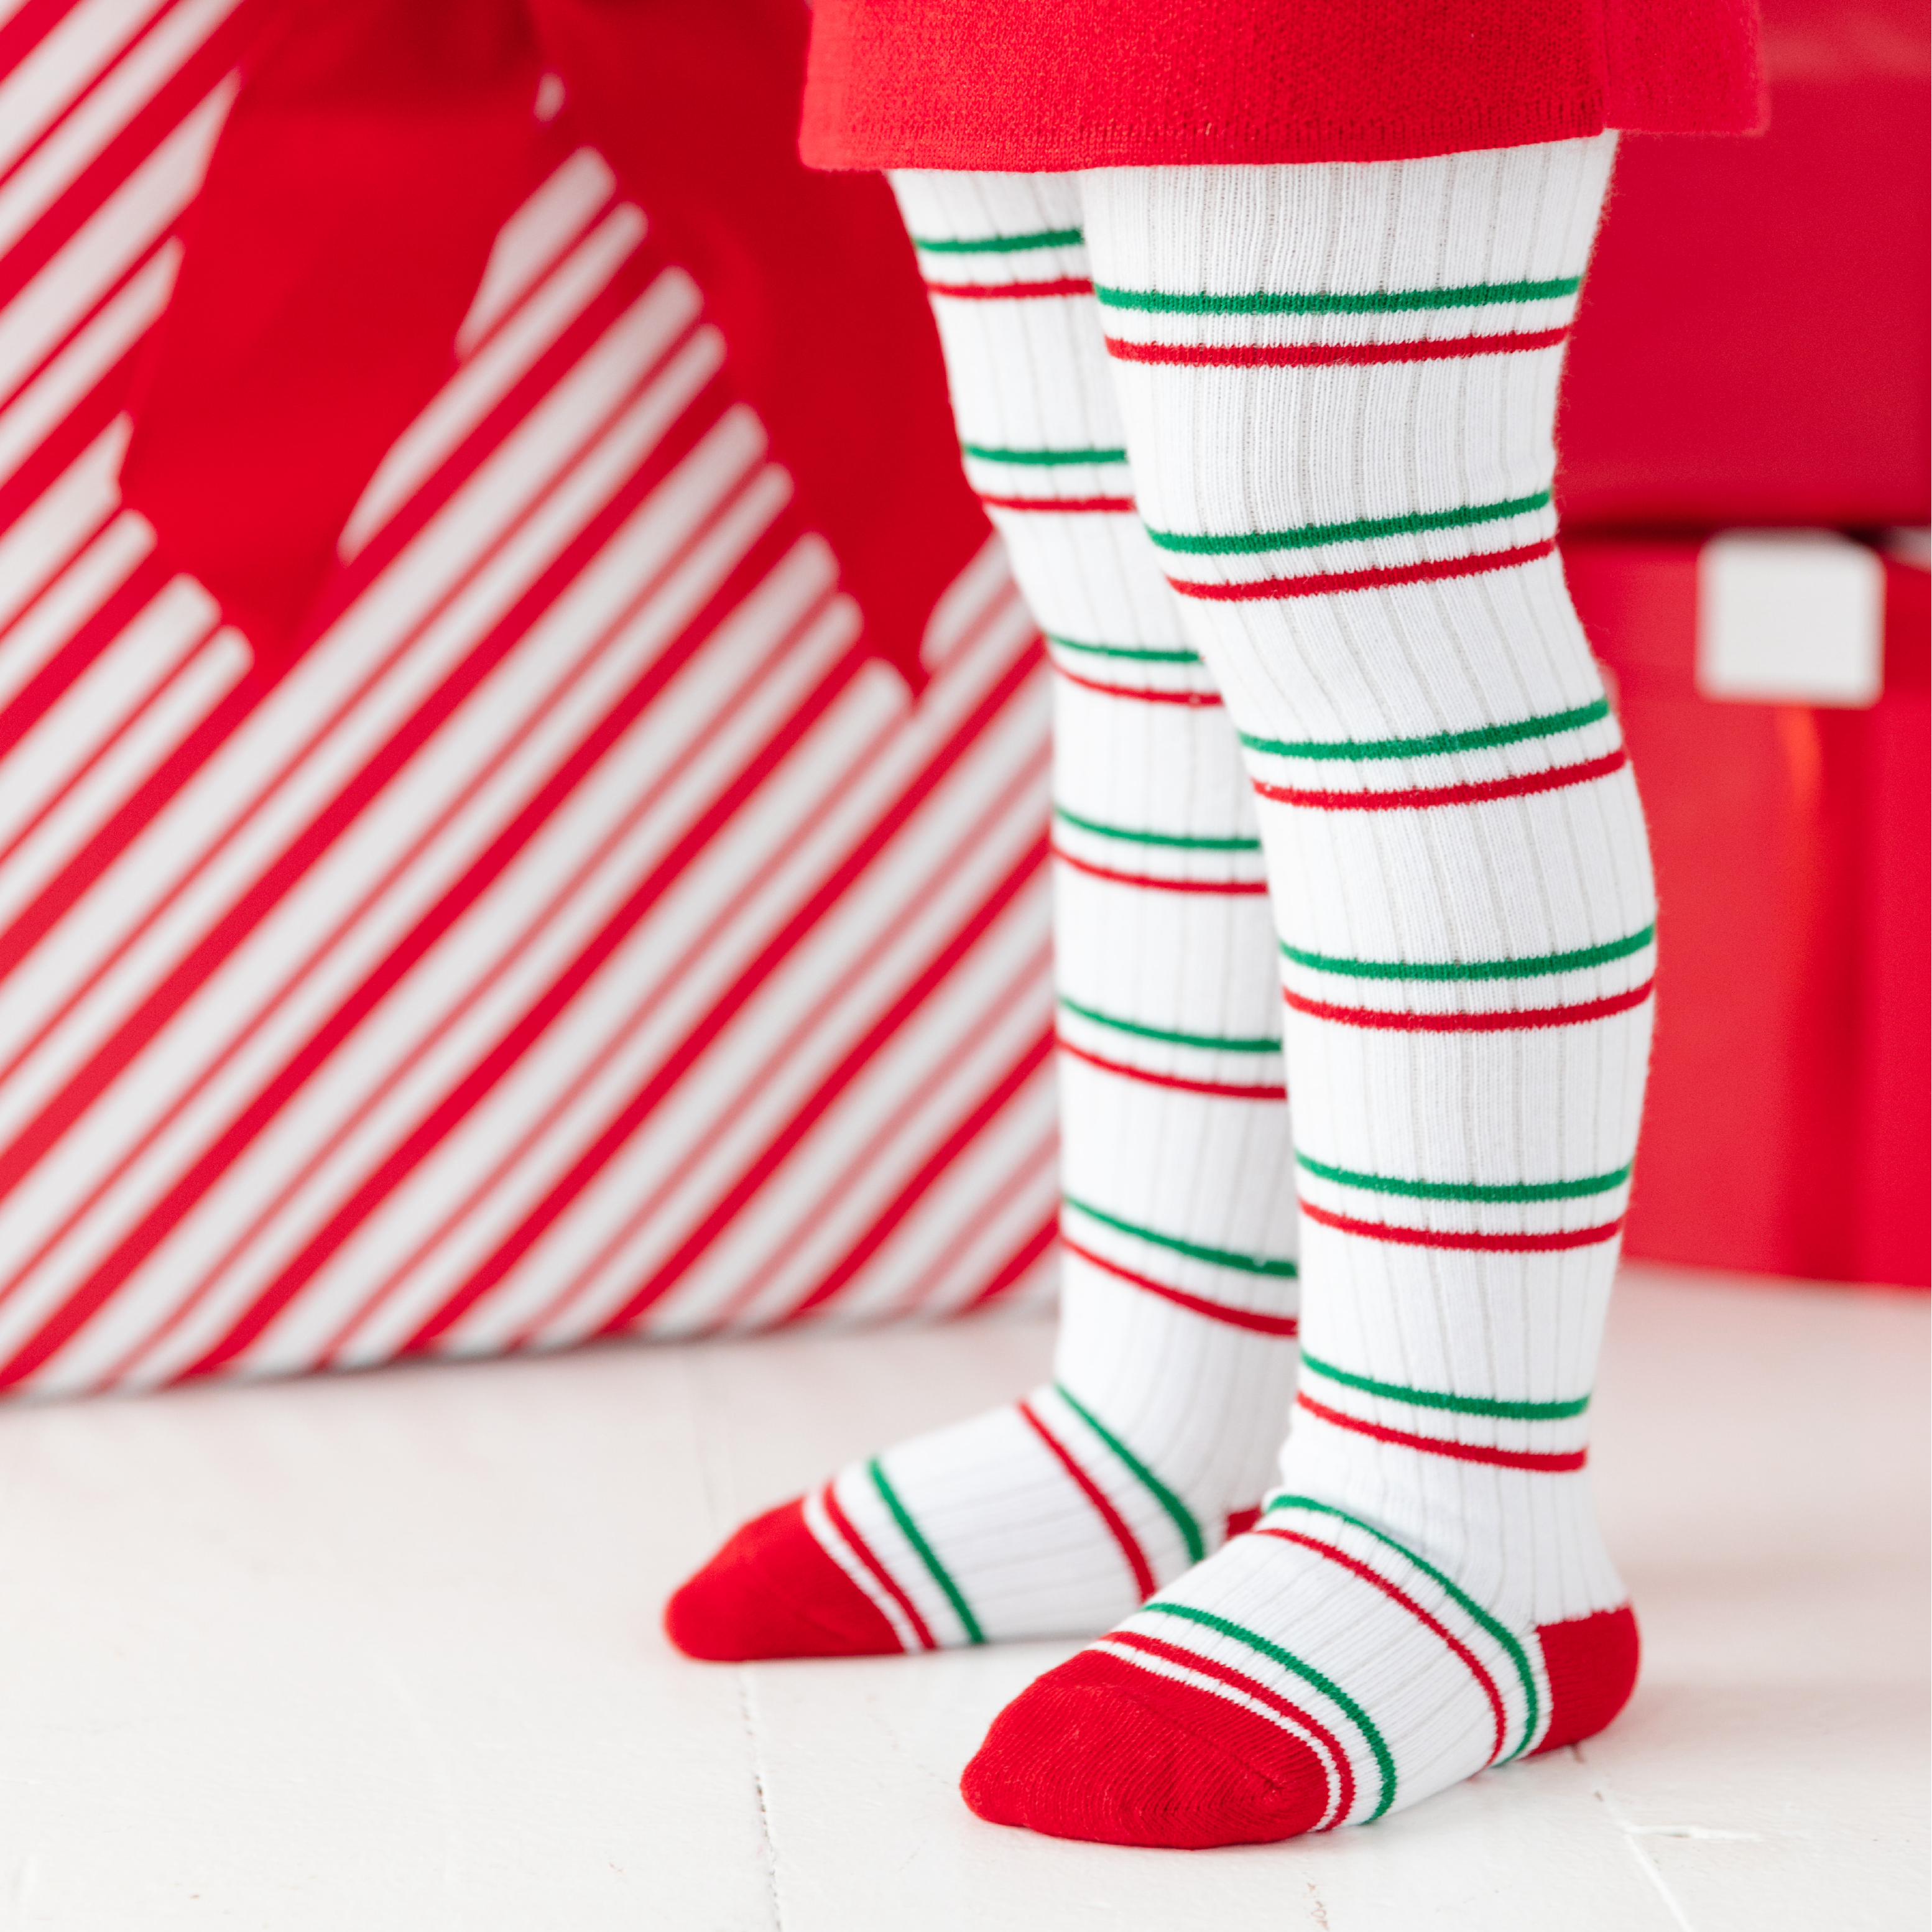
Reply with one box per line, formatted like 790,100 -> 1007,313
799,0 -> 1766,172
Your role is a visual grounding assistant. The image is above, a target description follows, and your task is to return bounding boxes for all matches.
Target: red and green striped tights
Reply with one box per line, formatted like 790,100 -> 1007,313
670,134 -> 1652,1848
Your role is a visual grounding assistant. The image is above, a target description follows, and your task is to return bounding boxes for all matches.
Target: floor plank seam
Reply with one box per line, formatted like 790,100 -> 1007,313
738,1667 -> 788,1932
1582,1747 -> 1703,1932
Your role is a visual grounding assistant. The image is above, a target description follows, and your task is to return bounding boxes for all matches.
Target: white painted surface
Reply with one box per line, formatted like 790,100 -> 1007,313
1698,530 -> 1886,706
0,1265 -> 1923,1928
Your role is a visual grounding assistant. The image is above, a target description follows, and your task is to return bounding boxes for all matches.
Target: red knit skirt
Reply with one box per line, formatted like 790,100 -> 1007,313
800,0 -> 1765,171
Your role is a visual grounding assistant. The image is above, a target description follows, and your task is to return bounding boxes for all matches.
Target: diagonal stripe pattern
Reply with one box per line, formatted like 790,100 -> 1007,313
0,44 -> 1066,1396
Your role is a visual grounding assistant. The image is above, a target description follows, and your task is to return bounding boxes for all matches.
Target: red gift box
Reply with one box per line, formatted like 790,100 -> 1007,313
1558,0 -> 1929,1287
1565,535 -> 1930,1287
1560,0 -> 1929,529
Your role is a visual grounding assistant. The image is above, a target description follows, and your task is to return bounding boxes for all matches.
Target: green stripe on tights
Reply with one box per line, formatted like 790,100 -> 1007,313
869,1457 -> 983,1644
963,442 -> 1127,466
1055,805 -> 1260,852
1046,632 -> 1201,664
1239,696 -> 1609,763
1094,275 -> 1582,316
1058,995 -> 1280,1054
1055,1382 -> 1203,1563
1144,491 -> 1549,558
1296,1150 -> 1633,1205
914,227 -> 1083,254
1298,1349 -> 1591,1421
1282,924 -> 1652,982
1063,1196 -> 1298,1277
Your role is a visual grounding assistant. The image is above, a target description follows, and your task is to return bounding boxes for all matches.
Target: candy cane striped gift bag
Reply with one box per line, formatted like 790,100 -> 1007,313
0,0 -> 1056,1397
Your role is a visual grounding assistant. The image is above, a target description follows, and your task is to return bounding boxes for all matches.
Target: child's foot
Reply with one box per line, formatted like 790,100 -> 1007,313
670,164 -> 1305,1668
959,1486 -> 1638,1846
666,1370 -> 1287,1658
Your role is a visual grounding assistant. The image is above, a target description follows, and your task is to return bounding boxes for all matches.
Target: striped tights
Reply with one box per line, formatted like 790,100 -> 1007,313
673,136 -> 1656,1846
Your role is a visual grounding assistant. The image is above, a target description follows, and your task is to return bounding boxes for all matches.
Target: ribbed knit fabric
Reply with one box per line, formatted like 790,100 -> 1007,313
961,137 -> 1657,1846
667,173 -> 1301,1661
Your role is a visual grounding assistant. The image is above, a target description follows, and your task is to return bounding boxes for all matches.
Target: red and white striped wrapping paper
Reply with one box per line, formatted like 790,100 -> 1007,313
0,0 -> 1056,1397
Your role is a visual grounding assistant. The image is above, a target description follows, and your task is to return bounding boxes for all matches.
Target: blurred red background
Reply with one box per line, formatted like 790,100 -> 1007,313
1558,0 -> 1928,1285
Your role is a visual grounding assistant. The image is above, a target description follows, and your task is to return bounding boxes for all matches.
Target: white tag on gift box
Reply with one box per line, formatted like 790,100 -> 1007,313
1696,530 -> 1885,707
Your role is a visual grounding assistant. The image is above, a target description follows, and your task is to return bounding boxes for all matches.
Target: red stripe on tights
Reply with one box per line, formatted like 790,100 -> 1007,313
1168,537 -> 1556,603
1017,1398 -> 1158,1600
820,1482 -> 936,1651
1298,1198 -> 1624,1254
1256,747 -> 1627,813
1056,1036 -> 1285,1102
1104,327 -> 1570,369
925,276 -> 1093,301
1052,663 -> 1223,706
1283,978 -> 1653,1034
978,491 -> 1136,514
1259,1527 -> 1509,1766
1296,1393 -> 1589,1471
1055,846 -> 1267,895
1061,1236 -> 1298,1338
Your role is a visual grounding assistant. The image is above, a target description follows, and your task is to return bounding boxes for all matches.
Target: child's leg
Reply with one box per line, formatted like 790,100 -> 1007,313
965,137 -> 1653,1844
666,172 -> 1301,1659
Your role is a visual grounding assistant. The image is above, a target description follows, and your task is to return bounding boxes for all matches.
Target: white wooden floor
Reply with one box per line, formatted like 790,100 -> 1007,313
0,1264 -> 1923,1930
